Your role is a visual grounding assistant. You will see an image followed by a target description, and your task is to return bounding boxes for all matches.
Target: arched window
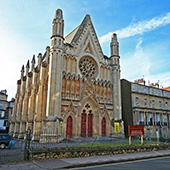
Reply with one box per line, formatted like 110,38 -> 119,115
54,39 -> 56,45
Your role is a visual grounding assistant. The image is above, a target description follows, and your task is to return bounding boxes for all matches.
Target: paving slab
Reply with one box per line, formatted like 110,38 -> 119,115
1,150 -> 170,170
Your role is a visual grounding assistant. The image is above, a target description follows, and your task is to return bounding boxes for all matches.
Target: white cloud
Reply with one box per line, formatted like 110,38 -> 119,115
121,38 -> 151,79
144,72 -> 170,88
99,12 -> 170,43
121,39 -> 170,88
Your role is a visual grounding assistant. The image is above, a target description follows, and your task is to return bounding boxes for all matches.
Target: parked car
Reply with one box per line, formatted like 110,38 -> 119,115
0,134 -> 13,149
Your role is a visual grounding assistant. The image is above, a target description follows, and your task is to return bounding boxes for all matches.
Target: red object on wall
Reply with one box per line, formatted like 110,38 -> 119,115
81,112 -> 86,137
88,113 -> 93,137
102,117 -> 106,136
66,116 -> 72,138
128,126 -> 144,136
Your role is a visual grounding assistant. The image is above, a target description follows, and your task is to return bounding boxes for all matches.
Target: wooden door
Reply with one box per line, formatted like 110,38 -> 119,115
81,112 -> 86,137
66,116 -> 72,138
102,117 -> 106,137
88,113 -> 93,137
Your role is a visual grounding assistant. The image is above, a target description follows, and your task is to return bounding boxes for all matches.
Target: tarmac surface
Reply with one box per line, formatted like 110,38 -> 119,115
0,149 -> 170,170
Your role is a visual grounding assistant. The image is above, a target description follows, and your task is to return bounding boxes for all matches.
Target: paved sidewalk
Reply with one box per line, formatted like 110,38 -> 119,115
1,150 -> 170,170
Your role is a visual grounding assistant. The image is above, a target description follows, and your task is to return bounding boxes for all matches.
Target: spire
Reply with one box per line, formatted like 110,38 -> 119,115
52,9 -> 64,38
55,9 -> 63,19
31,55 -> 35,71
21,65 -> 24,79
45,46 -> 50,63
37,53 -> 42,67
110,33 -> 119,56
26,60 -> 30,76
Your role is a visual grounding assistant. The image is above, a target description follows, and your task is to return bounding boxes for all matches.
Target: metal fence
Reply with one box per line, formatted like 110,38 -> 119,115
1,130 -> 169,164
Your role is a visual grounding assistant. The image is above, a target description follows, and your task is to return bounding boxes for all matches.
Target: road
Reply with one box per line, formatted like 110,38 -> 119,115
73,157 -> 170,170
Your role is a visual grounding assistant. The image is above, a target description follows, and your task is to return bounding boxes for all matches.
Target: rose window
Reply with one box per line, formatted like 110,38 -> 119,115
79,56 -> 97,78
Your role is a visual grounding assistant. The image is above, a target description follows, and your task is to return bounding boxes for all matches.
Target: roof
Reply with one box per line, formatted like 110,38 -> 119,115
162,86 -> 170,91
65,14 -> 91,45
64,14 -> 104,57
65,26 -> 80,44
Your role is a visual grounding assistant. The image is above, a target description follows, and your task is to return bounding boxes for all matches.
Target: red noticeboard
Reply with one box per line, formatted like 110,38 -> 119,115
128,126 -> 144,136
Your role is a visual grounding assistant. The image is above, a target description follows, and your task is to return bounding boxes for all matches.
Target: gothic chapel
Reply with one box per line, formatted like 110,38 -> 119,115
10,9 -> 124,142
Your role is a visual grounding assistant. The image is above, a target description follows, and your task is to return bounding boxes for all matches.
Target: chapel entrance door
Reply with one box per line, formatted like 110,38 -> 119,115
102,117 -> 106,137
66,116 -> 72,138
81,110 -> 86,137
88,112 -> 93,137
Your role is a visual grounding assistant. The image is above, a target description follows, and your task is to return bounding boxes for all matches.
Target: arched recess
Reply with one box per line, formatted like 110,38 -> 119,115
62,75 -> 66,98
77,96 -> 100,137
102,117 -> 106,136
63,112 -> 76,138
66,76 -> 71,98
42,75 -> 48,119
66,116 -> 72,138
101,112 -> 111,137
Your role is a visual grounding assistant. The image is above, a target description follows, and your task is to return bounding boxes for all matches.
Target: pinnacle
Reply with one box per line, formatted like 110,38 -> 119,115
55,9 -> 63,19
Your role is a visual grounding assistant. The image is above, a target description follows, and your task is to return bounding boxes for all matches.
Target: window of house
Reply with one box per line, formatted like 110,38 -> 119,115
144,99 -> 147,106
164,91 -> 167,96
0,103 -> 3,108
136,97 -> 139,106
152,100 -> 155,108
152,89 -> 154,94
144,88 -> 147,93
148,113 -> 153,126
156,113 -> 160,125
3,120 -> 7,126
0,111 -> 5,118
158,90 -> 161,95
136,86 -> 138,91
139,112 -> 144,125
159,101 -> 162,108
165,102 -> 168,109
163,114 -> 167,126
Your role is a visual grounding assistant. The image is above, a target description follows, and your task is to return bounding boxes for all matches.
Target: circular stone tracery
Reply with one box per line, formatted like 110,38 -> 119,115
79,56 -> 97,78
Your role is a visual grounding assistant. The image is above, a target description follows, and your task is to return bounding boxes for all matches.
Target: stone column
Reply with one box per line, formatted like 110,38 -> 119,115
43,9 -> 64,139
19,72 -> 32,139
14,76 -> 26,138
9,80 -> 21,136
110,33 -> 124,137
26,67 -> 39,134
32,62 -> 47,141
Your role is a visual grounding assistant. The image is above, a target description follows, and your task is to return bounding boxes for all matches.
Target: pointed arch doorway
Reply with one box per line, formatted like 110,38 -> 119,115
78,96 -> 100,138
81,104 -> 94,137
66,116 -> 72,138
102,117 -> 106,137
88,110 -> 93,137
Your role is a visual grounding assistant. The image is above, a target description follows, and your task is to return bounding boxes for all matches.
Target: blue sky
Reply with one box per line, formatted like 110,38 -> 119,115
0,0 -> 170,99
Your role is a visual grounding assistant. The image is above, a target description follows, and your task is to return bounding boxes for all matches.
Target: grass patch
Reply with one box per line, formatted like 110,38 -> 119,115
69,142 -> 157,148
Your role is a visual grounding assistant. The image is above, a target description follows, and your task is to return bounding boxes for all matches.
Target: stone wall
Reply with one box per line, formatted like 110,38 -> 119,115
29,144 -> 170,160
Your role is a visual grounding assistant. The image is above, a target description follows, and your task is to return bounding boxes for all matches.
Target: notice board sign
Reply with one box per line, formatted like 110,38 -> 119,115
128,126 -> 144,136
60,121 -> 63,135
114,122 -> 119,133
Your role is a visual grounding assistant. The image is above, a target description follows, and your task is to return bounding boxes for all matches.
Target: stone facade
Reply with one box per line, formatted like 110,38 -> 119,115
10,9 -> 124,142
0,90 -> 14,133
0,90 -> 8,132
121,79 -> 170,138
